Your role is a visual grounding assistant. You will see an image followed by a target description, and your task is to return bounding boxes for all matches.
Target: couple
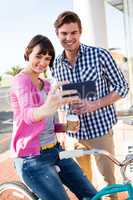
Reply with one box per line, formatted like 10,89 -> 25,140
10,11 -> 128,200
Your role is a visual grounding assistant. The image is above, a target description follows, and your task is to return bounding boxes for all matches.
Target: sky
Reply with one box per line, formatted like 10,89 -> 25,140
0,0 -> 125,75
0,0 -> 73,74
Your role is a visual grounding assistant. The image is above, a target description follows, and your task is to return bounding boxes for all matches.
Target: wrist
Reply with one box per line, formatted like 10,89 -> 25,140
96,99 -> 104,110
41,103 -> 51,116
54,123 -> 67,132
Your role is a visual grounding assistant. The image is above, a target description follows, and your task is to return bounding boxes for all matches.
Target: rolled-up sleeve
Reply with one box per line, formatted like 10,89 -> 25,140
99,48 -> 129,97
11,76 -> 36,124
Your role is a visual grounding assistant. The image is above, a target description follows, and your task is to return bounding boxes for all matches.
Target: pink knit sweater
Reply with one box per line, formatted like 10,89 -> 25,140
10,72 -> 51,157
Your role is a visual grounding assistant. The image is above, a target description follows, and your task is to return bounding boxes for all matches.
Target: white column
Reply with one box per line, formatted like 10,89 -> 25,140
124,0 -> 133,106
73,0 -> 108,48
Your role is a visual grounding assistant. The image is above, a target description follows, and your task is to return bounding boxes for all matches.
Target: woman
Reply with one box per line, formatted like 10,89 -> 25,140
10,34 -> 97,200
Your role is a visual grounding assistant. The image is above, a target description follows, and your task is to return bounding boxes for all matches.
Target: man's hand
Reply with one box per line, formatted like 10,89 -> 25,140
72,99 -> 100,114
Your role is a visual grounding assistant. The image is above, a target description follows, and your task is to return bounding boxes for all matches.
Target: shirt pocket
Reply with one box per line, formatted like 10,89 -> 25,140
81,64 -> 98,82
81,64 -> 98,100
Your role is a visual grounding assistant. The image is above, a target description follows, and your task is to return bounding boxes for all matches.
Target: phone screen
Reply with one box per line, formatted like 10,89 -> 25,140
62,81 -> 96,99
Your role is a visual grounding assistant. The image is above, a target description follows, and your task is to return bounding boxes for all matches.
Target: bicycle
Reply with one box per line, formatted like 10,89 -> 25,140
0,180 -> 38,200
1,149 -> 133,200
59,149 -> 133,200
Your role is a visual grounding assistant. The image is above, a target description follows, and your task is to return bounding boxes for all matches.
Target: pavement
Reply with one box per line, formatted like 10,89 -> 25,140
0,111 -> 12,154
0,111 -> 12,133
0,117 -> 133,199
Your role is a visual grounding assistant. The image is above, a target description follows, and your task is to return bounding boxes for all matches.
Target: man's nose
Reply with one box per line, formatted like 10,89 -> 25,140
66,34 -> 72,41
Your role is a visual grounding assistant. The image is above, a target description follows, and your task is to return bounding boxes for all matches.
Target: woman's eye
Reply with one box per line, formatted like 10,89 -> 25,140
46,58 -> 51,61
36,55 -> 42,59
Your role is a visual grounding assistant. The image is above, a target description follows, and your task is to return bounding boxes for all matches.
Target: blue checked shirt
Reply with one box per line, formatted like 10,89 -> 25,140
51,44 -> 129,139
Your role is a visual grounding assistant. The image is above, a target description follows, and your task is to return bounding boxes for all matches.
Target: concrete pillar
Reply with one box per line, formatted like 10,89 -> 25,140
124,0 -> 133,106
73,0 -> 108,48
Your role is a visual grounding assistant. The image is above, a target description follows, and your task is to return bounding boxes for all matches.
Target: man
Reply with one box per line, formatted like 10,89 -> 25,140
51,11 -> 129,199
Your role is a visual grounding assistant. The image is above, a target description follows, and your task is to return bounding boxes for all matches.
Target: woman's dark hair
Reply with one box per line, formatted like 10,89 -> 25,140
54,11 -> 82,34
24,35 -> 55,68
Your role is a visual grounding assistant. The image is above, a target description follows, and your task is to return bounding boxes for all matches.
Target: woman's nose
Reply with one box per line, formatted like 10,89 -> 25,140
40,59 -> 46,66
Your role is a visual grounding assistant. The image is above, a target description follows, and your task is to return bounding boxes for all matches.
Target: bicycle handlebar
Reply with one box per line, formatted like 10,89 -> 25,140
59,149 -> 121,165
59,149 -> 133,181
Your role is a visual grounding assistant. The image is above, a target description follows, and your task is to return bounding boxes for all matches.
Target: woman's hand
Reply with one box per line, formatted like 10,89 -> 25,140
33,83 -> 80,121
43,83 -> 80,116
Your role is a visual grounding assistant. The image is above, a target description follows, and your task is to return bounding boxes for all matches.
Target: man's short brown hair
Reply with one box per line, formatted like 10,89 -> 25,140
54,11 -> 82,33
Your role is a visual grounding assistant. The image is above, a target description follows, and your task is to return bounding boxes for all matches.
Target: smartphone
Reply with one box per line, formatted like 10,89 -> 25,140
62,81 -> 96,99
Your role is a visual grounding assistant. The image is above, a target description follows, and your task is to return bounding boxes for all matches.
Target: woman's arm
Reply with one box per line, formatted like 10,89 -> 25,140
11,75 -> 79,123
54,123 -> 67,133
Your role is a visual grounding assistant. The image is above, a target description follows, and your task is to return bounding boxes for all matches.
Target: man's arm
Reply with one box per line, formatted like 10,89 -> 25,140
99,48 -> 129,98
73,91 -> 121,114
95,91 -> 121,110
73,49 -> 129,114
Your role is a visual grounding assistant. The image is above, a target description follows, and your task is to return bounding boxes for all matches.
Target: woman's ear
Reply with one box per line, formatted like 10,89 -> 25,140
55,29 -> 58,36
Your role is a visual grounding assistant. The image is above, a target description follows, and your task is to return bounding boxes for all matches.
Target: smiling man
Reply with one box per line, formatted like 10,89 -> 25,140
51,11 -> 129,200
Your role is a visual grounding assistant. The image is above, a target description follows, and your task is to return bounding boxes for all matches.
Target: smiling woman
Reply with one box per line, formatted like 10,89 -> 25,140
9,34 -> 97,200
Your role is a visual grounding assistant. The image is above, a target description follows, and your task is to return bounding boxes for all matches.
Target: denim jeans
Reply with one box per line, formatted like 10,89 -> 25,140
14,143 -> 97,200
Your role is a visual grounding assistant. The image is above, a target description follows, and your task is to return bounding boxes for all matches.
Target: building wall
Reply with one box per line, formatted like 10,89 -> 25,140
73,0 -> 133,108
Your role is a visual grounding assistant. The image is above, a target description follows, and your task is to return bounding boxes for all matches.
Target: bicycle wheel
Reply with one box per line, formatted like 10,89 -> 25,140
0,181 -> 38,200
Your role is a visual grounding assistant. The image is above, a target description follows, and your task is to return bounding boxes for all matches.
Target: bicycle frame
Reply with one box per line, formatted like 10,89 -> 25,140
59,149 -> 133,200
91,182 -> 133,200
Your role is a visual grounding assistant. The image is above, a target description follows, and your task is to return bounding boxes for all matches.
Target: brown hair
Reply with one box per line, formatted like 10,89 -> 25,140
24,35 -> 55,68
54,11 -> 82,33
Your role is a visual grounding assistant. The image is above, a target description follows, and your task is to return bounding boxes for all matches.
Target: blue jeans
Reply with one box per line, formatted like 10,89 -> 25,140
14,143 -> 97,200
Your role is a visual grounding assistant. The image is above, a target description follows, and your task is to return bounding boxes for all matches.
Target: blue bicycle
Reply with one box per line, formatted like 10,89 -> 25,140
59,149 -> 133,200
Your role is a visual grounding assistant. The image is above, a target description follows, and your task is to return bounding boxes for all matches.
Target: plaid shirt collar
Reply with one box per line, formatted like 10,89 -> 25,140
60,43 -> 85,62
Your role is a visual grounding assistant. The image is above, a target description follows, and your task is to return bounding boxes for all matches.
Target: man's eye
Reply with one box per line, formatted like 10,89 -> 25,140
61,32 -> 67,36
72,32 -> 77,35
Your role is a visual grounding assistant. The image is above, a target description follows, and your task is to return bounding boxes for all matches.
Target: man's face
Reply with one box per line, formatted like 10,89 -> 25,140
57,22 -> 81,52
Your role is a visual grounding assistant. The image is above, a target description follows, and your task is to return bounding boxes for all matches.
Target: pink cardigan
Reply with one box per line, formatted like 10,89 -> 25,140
10,72 -> 51,157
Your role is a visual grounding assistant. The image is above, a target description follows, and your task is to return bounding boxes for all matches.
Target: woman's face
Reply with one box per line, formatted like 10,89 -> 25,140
28,45 -> 52,74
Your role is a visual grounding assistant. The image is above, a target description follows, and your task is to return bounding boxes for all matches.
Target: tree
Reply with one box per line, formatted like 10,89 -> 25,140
0,75 -> 2,86
6,65 -> 23,76
0,75 -> 2,82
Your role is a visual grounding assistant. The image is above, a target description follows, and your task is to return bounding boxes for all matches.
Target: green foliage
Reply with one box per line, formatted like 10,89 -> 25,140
43,70 -> 47,78
0,75 -> 2,82
6,65 -> 23,76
